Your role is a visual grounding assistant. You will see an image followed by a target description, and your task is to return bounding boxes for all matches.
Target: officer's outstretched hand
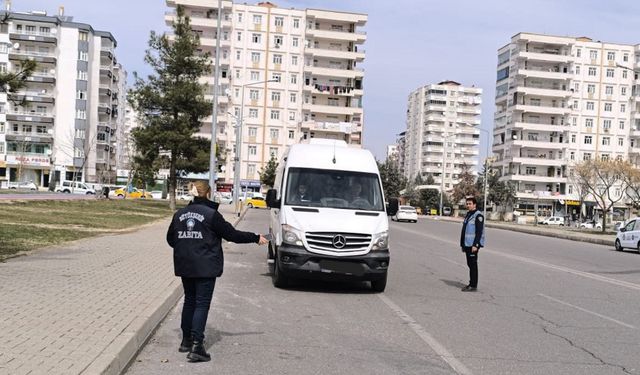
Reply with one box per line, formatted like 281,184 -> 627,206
258,235 -> 269,245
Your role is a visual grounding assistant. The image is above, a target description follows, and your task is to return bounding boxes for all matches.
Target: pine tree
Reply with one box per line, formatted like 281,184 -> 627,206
378,159 -> 406,200
128,5 -> 212,210
451,163 -> 479,205
259,155 -> 278,188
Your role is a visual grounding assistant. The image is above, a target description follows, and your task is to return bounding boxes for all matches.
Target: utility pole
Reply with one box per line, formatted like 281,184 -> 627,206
208,0 -> 222,193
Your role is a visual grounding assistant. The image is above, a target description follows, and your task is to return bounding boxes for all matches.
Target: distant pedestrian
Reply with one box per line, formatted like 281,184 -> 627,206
166,181 -> 268,362
460,196 -> 485,292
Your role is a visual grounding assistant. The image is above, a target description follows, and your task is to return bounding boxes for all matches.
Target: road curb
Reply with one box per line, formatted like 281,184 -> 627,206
86,207 -> 248,375
427,216 -> 614,247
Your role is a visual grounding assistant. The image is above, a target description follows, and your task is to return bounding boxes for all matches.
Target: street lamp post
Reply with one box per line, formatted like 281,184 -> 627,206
208,0 -> 223,193
232,79 -> 277,217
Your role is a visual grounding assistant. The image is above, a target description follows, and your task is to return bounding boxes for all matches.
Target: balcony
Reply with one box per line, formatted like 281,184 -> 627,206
302,103 -> 363,116
512,121 -> 569,132
305,84 -> 363,97
165,10 -> 232,30
9,50 -> 56,64
500,174 -> 567,183
512,139 -> 567,150
517,51 -> 572,63
300,121 -> 359,134
26,71 -> 56,84
4,130 -> 53,143
305,28 -> 366,43
513,104 -> 571,115
304,65 -> 364,78
511,157 -> 565,167
305,46 -> 365,61
516,85 -> 573,98
6,110 -> 54,123
9,29 -> 57,45
516,68 -> 571,81
9,91 -> 55,104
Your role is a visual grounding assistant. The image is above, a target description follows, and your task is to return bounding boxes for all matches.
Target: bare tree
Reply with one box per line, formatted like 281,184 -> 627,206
622,166 -> 640,215
572,159 -> 630,232
54,127 -> 98,192
567,168 -> 590,223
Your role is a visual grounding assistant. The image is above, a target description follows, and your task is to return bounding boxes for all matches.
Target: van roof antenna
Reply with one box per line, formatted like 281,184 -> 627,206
332,142 -> 337,164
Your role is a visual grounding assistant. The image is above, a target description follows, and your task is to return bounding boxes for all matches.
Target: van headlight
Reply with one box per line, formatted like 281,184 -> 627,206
371,231 -> 389,251
282,224 -> 304,246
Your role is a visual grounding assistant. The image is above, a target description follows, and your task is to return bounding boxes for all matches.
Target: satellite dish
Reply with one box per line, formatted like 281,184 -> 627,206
13,43 -> 19,49
49,69 -> 55,74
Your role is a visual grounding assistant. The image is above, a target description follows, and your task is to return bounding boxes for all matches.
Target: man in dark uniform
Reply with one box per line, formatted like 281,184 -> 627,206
460,196 -> 485,292
166,181 -> 268,362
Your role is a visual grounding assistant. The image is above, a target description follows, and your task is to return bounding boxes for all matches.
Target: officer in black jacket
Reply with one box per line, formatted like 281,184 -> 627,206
166,181 -> 268,362
460,196 -> 485,292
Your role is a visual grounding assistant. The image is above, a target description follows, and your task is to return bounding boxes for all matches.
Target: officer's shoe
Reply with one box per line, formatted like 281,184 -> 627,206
178,335 -> 193,353
461,285 -> 477,292
187,341 -> 211,362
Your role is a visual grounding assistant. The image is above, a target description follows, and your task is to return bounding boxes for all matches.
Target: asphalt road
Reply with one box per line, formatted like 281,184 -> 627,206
126,210 -> 640,375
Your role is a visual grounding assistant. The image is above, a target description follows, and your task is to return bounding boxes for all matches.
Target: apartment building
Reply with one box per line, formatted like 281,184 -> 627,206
165,1 -> 366,189
403,81 -> 482,191
0,5 -> 125,188
493,32 -> 639,215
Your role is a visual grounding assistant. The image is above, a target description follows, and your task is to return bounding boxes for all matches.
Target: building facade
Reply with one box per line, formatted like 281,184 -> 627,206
493,33 -> 640,215
403,81 -> 482,191
0,5 -> 125,188
165,0 -> 366,189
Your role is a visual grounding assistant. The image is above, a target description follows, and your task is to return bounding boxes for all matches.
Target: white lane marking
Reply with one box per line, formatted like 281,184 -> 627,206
439,256 -> 466,267
393,224 -> 640,292
538,293 -> 636,329
378,294 -> 473,375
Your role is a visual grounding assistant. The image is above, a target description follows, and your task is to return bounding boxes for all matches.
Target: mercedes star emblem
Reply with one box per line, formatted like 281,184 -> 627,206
332,235 -> 346,249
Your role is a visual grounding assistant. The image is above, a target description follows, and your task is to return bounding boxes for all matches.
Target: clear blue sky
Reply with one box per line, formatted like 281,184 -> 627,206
11,0 -> 640,162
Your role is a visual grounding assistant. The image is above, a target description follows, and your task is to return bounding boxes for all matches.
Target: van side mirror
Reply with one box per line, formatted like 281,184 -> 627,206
387,198 -> 399,216
266,189 -> 280,208
620,227 -> 626,232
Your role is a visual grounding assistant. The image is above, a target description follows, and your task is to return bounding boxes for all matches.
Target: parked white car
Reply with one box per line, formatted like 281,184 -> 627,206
579,221 -> 602,229
8,181 -> 37,190
393,205 -> 418,223
150,190 -> 164,199
615,218 -> 640,252
213,192 -> 233,204
541,216 -> 565,226
55,181 -> 96,195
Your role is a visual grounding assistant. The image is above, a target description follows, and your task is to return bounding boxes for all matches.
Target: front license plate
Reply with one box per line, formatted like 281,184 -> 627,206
319,260 -> 365,276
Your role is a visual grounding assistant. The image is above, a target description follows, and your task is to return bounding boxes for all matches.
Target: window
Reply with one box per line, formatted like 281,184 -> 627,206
606,69 -> 614,78
576,49 -> 581,57
250,71 -> 259,80
618,138 -> 624,146
97,132 -> 106,142
289,111 -> 295,121
235,69 -> 241,79
605,86 -> 613,95
575,66 -> 581,75
293,18 -> 300,28
237,13 -> 243,22
236,50 -> 241,60
76,109 -> 86,119
586,102 -> 594,110
290,74 -> 297,84
587,84 -> 596,94
588,67 -> 596,76
624,53 -> 629,62
570,151 -> 575,160
274,17 -> 284,27
79,31 -> 88,41
251,52 -> 260,62
574,83 -> 580,91
589,50 -> 598,59
252,33 -> 261,43
270,110 -> 280,120
292,37 -> 299,47
270,128 -> 279,139
602,137 -> 610,146
248,146 -> 257,155
273,54 -> 282,64
619,120 -> 625,129
622,87 -> 627,96
621,104 -> 626,113
234,88 -> 239,98
272,72 -> 281,82
237,32 -> 242,41
0,45 -> 6,54
76,90 -> 87,100
74,129 -> 85,139
607,51 -> 615,61
525,167 -> 536,175
249,109 -> 258,118
74,148 -> 84,158
291,56 -> 298,65
583,153 -> 591,161
604,103 -> 612,112
290,93 -> 296,103
274,35 -> 283,46
253,15 -> 262,24
288,130 -> 295,139
77,70 -> 88,81
249,89 -> 259,100
328,98 -> 340,106
601,154 -> 610,161
623,70 -> 628,79
603,119 -> 611,130
573,100 -> 578,109
248,164 -> 255,176
269,147 -> 278,157
248,127 -> 257,137
584,135 -> 592,144
585,118 -> 593,127
78,51 -> 88,61
271,91 -> 281,102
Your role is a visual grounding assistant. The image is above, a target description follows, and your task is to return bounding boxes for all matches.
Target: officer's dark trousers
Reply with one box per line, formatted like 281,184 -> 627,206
181,277 -> 216,342
462,247 -> 478,288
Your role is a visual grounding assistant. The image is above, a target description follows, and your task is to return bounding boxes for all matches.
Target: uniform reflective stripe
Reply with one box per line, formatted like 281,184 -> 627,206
464,211 -> 485,247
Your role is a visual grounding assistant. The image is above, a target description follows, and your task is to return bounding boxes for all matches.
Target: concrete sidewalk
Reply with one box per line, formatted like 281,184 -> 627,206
0,203 -> 243,375
425,216 -> 616,247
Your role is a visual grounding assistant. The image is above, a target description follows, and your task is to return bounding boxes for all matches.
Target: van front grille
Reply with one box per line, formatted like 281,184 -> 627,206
305,232 -> 371,253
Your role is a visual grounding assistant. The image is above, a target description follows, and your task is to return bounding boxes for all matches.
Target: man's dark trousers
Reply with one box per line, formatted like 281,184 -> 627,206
181,277 -> 216,342
462,247 -> 478,288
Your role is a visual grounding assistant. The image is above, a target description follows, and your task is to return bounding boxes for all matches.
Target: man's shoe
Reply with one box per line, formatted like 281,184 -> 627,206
461,285 -> 477,292
178,336 -> 193,353
187,341 -> 211,362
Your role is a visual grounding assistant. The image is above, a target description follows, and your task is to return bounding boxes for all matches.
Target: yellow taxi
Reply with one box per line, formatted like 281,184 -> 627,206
246,196 -> 267,209
114,187 -> 153,199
